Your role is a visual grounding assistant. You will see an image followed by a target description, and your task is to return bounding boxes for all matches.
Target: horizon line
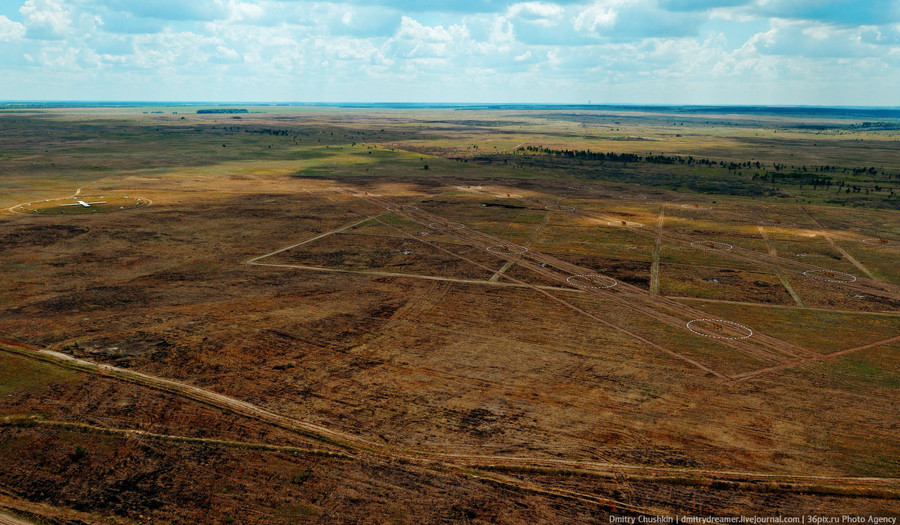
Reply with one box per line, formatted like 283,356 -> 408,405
2,101 -> 900,110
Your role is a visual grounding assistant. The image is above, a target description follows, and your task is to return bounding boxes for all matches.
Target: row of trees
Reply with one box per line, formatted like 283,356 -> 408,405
516,145 -> 897,183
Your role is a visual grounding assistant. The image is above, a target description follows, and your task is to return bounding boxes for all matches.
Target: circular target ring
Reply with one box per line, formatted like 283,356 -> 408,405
428,221 -> 466,230
802,270 -> 857,283
686,319 -> 753,340
486,243 -> 528,255
566,274 -> 617,289
691,240 -> 733,251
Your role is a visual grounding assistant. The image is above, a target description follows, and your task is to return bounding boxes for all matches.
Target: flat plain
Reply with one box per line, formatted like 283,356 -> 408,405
0,105 -> 898,523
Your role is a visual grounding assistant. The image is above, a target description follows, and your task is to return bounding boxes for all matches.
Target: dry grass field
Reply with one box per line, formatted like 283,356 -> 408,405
0,106 -> 898,523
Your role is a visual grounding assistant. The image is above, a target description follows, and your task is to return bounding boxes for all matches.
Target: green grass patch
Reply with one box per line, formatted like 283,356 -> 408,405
0,352 -> 79,398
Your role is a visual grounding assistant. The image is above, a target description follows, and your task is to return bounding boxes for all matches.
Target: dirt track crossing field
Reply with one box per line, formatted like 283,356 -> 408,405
3,338 -> 896,510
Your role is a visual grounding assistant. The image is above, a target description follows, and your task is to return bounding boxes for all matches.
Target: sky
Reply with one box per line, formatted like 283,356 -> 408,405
1,0 -> 899,105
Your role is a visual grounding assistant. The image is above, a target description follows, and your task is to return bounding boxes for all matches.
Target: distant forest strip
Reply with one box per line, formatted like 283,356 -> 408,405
196,108 -> 249,114
434,145 -> 900,208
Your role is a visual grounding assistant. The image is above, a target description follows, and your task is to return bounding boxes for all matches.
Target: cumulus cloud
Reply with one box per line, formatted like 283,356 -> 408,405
0,0 -> 897,103
0,15 -> 26,41
19,0 -> 74,39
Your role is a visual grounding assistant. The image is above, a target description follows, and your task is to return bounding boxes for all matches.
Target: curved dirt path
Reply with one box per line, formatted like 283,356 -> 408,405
3,338 -> 897,491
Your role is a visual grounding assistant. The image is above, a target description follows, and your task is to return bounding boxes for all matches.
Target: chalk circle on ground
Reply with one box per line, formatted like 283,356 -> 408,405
680,204 -> 712,210
607,221 -> 644,228
758,220 -> 797,227
486,243 -> 528,256
686,319 -> 753,340
494,193 -> 523,198
691,240 -> 733,251
862,238 -> 900,248
618,194 -> 647,200
12,196 -> 150,215
544,204 -> 576,212
385,204 -> 418,212
566,274 -> 617,289
428,221 -> 466,231
456,185 -> 483,190
802,270 -> 857,283
353,193 -> 381,197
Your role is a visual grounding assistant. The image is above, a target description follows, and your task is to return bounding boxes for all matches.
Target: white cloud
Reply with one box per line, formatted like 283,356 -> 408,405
573,4 -> 618,33
507,2 -> 566,28
387,16 -> 469,58
0,0 -> 898,104
20,0 -> 73,40
0,15 -> 26,42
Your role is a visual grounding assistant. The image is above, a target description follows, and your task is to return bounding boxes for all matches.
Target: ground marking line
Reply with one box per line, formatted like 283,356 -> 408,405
650,204 -> 664,294
800,205 -> 879,282
665,296 -> 900,317
489,210 -> 552,282
732,333 -> 900,382
250,262 -> 580,292
246,216 -> 378,264
758,225 -> 805,307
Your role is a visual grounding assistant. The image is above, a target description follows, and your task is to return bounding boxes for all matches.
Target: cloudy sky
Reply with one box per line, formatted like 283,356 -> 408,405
1,0 -> 899,104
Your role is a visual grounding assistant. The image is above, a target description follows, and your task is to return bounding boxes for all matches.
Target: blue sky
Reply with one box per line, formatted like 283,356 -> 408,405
1,0 -> 899,104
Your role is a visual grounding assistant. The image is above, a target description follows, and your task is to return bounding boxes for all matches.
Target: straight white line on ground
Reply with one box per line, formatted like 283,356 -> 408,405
252,262 -> 582,293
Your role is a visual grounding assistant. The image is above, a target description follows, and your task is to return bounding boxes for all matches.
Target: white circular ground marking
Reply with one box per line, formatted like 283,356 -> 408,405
11,196 -> 150,214
618,194 -> 647,200
428,221 -> 466,230
486,243 -> 528,255
385,204 -> 418,212
494,193 -> 523,198
566,274 -> 618,289
862,238 -> 900,248
607,221 -> 644,228
544,204 -> 576,212
681,204 -> 712,210
802,270 -> 858,283
456,185 -> 483,190
691,240 -> 733,251
686,319 -> 753,340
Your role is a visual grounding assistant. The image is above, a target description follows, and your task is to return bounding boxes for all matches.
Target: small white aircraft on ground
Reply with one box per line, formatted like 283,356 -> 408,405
60,200 -> 106,208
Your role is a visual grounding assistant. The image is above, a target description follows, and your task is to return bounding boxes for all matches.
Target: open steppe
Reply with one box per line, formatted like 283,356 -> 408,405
1,106 -> 898,523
